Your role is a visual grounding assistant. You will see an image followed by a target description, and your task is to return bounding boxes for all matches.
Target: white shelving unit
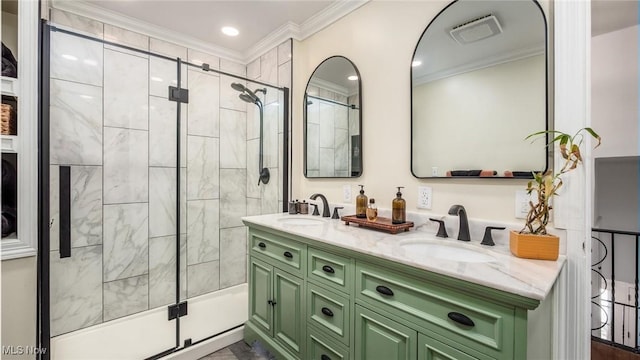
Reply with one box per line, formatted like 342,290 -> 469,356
1,0 -> 38,259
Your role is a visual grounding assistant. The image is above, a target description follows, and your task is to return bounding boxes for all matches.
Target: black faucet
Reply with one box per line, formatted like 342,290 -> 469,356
310,193 -> 330,217
448,204 -> 470,241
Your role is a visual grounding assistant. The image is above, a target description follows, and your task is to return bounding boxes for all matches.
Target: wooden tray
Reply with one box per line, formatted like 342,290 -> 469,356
341,215 -> 414,234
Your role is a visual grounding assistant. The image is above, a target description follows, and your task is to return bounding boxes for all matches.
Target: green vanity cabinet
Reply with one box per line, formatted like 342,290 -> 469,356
246,229 -> 307,360
243,225 -> 542,360
355,304 -> 417,360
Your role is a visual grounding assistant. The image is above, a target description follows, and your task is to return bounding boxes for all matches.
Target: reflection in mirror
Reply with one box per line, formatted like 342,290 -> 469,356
411,0 -> 547,178
305,56 -> 362,178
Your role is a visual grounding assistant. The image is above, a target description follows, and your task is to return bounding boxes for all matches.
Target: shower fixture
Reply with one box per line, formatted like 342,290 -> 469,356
231,82 -> 270,185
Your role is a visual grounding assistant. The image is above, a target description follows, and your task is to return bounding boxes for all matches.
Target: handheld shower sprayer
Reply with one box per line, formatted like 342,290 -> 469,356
230,82 -> 270,186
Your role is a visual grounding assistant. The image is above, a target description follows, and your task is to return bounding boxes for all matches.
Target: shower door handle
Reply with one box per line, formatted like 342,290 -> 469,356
59,166 -> 71,258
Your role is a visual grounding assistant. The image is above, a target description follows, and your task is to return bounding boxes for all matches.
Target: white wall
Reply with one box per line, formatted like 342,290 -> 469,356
1,257 -> 37,360
1,11 -> 19,58
293,1 -> 550,223
413,55 -> 546,176
592,25 -> 639,158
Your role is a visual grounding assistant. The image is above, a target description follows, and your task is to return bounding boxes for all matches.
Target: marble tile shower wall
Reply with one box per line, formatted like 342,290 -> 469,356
47,9 -> 291,337
305,86 -> 351,177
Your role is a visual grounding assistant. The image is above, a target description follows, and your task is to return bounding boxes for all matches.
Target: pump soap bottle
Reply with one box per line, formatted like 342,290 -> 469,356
392,187 -> 406,224
356,185 -> 368,218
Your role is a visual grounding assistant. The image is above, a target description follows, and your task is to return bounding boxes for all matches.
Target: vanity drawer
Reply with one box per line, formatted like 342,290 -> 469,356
308,247 -> 353,293
355,261 -> 514,358
250,230 -> 306,276
307,325 -> 350,360
307,283 -> 350,346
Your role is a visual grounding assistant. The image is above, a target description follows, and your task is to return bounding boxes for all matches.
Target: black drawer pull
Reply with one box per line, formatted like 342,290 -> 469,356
448,312 -> 475,327
258,242 -> 266,249
322,265 -> 335,274
283,251 -> 293,258
267,299 -> 277,306
375,285 -> 394,296
321,355 -> 331,360
321,307 -> 334,317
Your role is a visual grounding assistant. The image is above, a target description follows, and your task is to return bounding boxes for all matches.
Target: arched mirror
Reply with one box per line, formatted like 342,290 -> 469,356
304,56 -> 362,178
411,0 -> 547,178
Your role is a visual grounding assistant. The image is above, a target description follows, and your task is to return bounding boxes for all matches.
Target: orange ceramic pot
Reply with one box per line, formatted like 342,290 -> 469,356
509,230 -> 559,261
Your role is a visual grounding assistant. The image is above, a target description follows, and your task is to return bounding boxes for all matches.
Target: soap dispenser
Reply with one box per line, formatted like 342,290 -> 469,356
366,198 -> 378,222
356,185 -> 368,218
392,187 -> 406,224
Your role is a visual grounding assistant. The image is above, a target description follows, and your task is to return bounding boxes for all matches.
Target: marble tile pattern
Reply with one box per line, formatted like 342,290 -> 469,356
103,127 -> 149,204
247,58 -> 260,79
50,9 -> 104,38
149,235 -> 186,308
104,24 -> 149,52
188,70 -> 220,137
187,136 -> 219,200
49,79 -> 103,166
220,227 -> 248,289
50,31 -> 103,86
103,203 -> 149,282
319,148 -> 335,177
150,38 -> 187,59
220,169 -> 247,228
104,49 -> 149,130
103,275 -> 149,321
220,59 -> 246,76
187,261 -> 220,298
246,139 -> 261,199
70,166 -> 103,247
187,199 -> 220,265
199,340 -> 274,360
334,129 -> 349,172
149,167 -> 185,238
246,101 -> 259,141
220,76 -> 248,112
50,245 -> 103,336
260,49 -> 278,104
306,124 -> 319,171
335,104 -> 349,130
260,169 -> 278,215
49,166 -> 60,252
319,102 -> 335,148
220,109 -> 247,169
242,211 -> 567,301
188,49 -> 220,70
149,96 -> 186,167
262,104 -> 279,169
149,57 -> 187,99
278,40 -> 292,66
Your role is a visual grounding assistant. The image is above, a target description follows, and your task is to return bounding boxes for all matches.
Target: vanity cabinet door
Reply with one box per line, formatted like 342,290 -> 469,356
418,333 -> 480,360
355,305 -> 417,360
249,257 -> 274,335
273,268 -> 305,357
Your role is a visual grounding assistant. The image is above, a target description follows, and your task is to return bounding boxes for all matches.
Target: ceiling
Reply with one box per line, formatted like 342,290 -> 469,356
592,0 -> 639,36
84,0 -> 337,53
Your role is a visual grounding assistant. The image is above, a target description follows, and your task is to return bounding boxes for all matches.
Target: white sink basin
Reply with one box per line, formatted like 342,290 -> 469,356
277,216 -> 327,226
399,239 -> 496,263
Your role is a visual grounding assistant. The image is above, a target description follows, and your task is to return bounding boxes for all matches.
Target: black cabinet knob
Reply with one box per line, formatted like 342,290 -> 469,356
258,242 -> 266,249
322,265 -> 335,274
447,312 -> 474,327
321,355 -> 331,360
321,307 -> 334,317
283,251 -> 293,258
375,285 -> 394,296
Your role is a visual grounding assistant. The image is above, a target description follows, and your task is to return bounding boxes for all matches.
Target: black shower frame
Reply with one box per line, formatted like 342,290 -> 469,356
37,23 -> 291,360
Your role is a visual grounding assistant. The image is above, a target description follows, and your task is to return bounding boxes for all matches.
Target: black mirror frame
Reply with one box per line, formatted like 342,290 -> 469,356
409,0 -> 549,179
303,55 -> 363,178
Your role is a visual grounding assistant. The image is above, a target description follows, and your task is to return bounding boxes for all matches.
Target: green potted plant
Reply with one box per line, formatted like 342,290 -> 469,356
510,127 -> 601,260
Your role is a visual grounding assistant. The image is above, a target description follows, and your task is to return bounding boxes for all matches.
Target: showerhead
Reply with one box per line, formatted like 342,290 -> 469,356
231,82 -> 246,92
239,93 -> 257,104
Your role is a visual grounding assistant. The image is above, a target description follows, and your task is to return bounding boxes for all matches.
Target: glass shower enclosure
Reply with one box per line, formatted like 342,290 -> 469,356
39,22 -> 289,359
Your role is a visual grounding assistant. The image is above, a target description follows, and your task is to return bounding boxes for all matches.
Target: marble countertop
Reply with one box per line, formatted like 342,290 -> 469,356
242,212 -> 566,302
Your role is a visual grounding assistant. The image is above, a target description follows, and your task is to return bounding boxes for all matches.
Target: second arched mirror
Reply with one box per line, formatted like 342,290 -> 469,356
411,0 -> 548,178
304,56 -> 362,178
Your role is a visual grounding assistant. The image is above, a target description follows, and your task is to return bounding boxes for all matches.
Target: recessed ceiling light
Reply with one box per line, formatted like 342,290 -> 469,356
412,60 -> 422,67
347,75 -> 358,81
222,26 -> 239,37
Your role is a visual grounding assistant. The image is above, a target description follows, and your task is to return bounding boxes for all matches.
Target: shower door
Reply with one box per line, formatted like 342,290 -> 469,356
46,26 -> 183,359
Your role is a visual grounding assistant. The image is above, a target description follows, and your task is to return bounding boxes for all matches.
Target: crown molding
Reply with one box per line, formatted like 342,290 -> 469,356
50,0 -> 368,65
413,45 -> 545,86
50,0 -> 245,63
309,78 -> 349,97
297,0 -> 369,40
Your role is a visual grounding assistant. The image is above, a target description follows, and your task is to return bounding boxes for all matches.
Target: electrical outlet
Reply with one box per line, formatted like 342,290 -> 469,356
515,190 -> 532,219
417,186 -> 432,209
343,185 -> 352,202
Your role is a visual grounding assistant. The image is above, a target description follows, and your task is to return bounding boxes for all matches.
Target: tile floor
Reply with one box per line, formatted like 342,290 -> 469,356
198,341 -> 274,360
